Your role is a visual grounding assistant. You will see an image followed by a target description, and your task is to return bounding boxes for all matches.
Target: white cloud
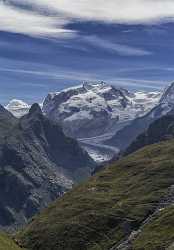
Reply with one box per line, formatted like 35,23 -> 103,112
10,0 -> 174,24
0,1 -> 74,37
1,0 -> 174,40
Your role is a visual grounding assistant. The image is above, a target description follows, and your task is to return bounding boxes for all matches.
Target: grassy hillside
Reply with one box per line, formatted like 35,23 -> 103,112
17,139 -> 174,250
0,233 -> 23,250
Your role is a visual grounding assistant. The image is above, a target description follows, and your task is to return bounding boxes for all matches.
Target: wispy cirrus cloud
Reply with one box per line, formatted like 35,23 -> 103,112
0,66 -> 97,82
83,36 -> 151,56
0,65 -> 165,91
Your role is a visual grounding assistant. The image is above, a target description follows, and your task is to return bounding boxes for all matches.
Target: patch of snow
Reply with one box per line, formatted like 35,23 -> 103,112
65,110 -> 93,122
61,84 -> 83,93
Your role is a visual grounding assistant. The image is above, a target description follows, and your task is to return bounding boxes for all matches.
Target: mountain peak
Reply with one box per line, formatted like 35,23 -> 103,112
29,103 -> 42,116
82,81 -> 106,89
6,99 -> 29,110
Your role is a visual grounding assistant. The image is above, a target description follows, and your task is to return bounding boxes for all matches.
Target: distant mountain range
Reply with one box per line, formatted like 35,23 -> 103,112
6,82 -> 160,139
5,81 -> 161,163
0,104 -> 95,230
5,81 -> 174,162
42,82 -> 160,138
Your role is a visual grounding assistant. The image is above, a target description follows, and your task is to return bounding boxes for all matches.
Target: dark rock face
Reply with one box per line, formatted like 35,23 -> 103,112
0,104 -> 17,140
125,114 -> 174,155
0,104 -> 95,230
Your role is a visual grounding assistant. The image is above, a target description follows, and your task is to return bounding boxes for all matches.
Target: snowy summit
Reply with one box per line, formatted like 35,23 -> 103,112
5,99 -> 31,118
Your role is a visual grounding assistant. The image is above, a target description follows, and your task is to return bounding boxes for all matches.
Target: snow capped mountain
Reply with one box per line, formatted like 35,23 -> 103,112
4,82 -> 163,163
4,82 -> 162,163
4,81 -> 174,164
43,81 -> 161,138
5,99 -> 31,118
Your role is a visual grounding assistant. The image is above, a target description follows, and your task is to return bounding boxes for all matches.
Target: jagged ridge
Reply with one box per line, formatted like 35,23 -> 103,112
0,103 -> 95,230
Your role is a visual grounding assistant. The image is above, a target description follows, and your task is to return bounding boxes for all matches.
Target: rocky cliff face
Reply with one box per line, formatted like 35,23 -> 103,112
42,81 -> 160,138
0,104 -> 95,230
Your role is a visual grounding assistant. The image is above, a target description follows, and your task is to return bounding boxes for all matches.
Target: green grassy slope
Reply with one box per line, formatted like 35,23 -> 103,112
18,140 -> 174,250
0,233 -> 23,250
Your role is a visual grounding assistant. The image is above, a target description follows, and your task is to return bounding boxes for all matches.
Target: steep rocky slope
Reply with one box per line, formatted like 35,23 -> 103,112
106,82 -> 174,151
0,104 -> 17,140
18,139 -> 174,250
42,81 -> 160,138
0,104 -> 95,230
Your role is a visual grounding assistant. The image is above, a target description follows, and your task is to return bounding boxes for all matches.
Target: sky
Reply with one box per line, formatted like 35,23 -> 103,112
1,0 -> 174,104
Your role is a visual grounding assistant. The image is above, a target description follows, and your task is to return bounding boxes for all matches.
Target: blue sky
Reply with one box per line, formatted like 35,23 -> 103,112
1,0 -> 174,104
